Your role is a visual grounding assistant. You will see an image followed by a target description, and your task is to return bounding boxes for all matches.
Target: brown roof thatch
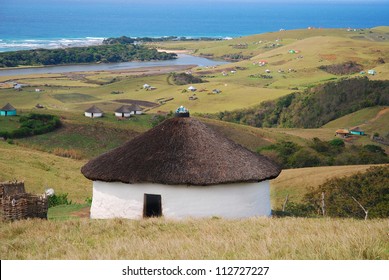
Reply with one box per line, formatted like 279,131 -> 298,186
81,117 -> 281,186
129,104 -> 142,112
115,105 -> 132,113
336,129 -> 349,134
1,103 -> 16,111
85,105 -> 103,114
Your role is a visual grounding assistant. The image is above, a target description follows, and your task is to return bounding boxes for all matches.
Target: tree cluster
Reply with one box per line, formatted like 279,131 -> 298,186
0,44 -> 177,67
217,77 -> 389,128
274,166 -> 389,219
171,72 -> 207,85
259,138 -> 388,169
0,113 -> 61,139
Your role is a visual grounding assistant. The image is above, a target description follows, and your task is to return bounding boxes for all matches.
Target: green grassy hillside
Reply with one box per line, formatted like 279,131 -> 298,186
0,141 -> 89,202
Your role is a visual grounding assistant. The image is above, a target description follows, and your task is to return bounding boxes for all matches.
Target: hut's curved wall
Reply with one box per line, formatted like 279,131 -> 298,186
84,112 -> 103,118
115,112 -> 132,118
91,181 -> 271,219
0,110 -> 16,116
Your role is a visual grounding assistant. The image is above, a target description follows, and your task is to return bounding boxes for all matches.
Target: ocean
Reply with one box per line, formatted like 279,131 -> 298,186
0,0 -> 388,52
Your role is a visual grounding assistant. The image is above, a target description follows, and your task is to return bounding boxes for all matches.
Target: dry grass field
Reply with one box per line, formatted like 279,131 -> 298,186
0,217 -> 388,260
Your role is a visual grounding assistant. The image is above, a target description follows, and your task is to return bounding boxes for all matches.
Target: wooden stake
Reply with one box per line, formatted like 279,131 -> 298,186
282,194 -> 289,212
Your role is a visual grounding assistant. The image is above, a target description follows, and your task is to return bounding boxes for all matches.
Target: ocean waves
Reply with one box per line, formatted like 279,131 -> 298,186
0,37 -> 105,53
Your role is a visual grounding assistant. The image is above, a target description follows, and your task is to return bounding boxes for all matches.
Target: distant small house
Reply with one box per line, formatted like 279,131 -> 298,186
335,129 -> 350,138
349,126 -> 365,136
35,88 -> 42,92
14,84 -> 22,90
85,105 -> 104,118
129,104 -> 143,115
265,69 -> 271,73
115,105 -> 132,118
231,70 -> 236,74
188,86 -> 197,92
143,84 -> 151,89
368,69 -> 376,75
0,103 -> 17,116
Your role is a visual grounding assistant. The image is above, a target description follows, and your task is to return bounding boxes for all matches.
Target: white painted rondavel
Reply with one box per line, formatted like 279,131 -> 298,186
82,109 -> 281,220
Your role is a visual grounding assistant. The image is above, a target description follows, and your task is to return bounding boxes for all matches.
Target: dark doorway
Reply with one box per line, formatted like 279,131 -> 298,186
143,194 -> 162,218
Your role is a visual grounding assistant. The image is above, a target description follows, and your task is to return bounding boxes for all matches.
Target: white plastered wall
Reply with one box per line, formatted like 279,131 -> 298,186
91,181 -> 271,219
114,112 -> 131,117
84,112 -> 103,118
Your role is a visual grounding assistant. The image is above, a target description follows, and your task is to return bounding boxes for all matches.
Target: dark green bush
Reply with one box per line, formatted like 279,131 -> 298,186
304,166 -> 389,219
48,193 -> 72,208
0,113 -> 61,139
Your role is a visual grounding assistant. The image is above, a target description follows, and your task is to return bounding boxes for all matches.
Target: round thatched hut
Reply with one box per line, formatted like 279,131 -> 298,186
0,103 -> 17,116
114,105 -> 132,118
129,104 -> 143,115
81,113 -> 281,219
84,105 -> 103,118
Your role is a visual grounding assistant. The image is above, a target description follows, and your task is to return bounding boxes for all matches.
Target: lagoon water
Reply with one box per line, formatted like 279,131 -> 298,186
1,0 -> 389,52
0,54 -> 229,76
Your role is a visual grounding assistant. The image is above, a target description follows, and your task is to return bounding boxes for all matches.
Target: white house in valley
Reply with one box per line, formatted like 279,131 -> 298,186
187,86 -> 197,92
129,104 -> 143,115
81,110 -> 281,219
114,105 -> 132,118
84,105 -> 103,118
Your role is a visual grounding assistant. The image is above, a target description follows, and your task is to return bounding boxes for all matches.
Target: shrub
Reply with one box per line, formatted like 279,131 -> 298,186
304,166 -> 389,219
171,72 -> 206,85
273,202 -> 317,217
328,138 -> 345,148
2,113 -> 61,139
48,193 -> 72,208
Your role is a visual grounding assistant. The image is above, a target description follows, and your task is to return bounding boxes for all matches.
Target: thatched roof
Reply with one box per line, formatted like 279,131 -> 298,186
115,105 -> 132,113
129,104 -> 142,112
81,117 -> 281,186
1,103 -> 16,111
336,129 -> 349,134
85,105 -> 103,114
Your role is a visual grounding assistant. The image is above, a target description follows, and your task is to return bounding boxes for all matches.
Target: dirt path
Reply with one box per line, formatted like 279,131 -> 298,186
71,206 -> 90,218
359,107 -> 389,128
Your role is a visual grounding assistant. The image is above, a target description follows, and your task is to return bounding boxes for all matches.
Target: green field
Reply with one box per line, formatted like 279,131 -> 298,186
0,116 -> 20,132
52,93 -> 100,103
